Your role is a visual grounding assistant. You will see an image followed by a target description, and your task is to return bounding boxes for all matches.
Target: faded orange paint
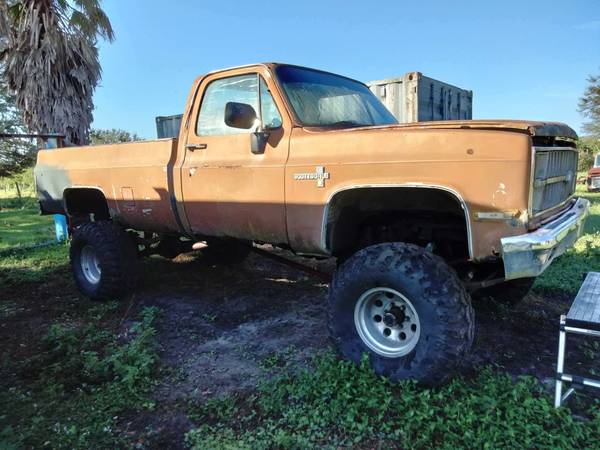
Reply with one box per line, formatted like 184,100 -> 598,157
35,139 -> 180,233
35,63 -> 579,262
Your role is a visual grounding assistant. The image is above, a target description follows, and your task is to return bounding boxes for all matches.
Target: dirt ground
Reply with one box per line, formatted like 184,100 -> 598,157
3,247 -> 599,448
118,248 -> 597,447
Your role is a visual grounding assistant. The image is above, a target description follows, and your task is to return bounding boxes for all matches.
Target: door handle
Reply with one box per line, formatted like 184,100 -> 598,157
185,143 -> 207,151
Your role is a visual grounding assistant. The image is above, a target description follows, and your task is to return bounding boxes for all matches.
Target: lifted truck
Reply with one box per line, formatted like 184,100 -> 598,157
35,63 -> 590,384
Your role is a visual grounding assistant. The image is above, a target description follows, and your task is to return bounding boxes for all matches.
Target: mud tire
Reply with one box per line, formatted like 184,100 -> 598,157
328,242 -> 474,385
70,221 -> 138,301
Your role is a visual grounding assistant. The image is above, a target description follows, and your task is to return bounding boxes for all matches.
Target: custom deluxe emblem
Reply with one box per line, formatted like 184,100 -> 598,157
293,166 -> 330,188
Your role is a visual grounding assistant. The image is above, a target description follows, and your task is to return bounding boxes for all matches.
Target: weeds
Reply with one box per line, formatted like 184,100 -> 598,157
0,306 -> 160,449
534,187 -> 600,294
201,312 -> 217,323
260,345 -> 298,372
583,341 -> 600,361
186,352 -> 600,449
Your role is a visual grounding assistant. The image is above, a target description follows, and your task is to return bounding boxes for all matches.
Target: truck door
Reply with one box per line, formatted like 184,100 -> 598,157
180,68 -> 290,244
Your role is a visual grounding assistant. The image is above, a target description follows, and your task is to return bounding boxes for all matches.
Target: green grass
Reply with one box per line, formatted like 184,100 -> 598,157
185,353 -> 600,449
0,185 -> 64,287
534,183 -> 600,294
0,243 -> 69,287
0,197 -> 55,250
0,168 -> 36,198
0,169 -> 54,250
0,306 -> 160,449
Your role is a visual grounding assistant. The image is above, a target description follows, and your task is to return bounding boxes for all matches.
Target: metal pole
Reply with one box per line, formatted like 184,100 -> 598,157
555,315 -> 567,408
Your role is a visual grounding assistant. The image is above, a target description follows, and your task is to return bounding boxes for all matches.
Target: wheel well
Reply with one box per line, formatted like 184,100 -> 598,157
64,188 -> 110,221
325,187 -> 471,260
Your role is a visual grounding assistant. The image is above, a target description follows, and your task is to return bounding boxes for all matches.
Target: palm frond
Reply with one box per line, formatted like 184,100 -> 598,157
71,0 -> 115,41
0,0 -> 113,145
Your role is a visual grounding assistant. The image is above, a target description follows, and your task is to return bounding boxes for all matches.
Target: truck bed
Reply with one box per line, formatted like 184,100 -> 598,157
35,138 -> 182,233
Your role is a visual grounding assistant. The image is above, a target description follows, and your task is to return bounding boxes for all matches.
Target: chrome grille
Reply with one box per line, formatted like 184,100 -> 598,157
531,147 -> 578,215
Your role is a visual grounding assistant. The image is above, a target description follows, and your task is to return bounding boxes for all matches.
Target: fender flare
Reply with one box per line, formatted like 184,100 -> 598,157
62,186 -> 110,217
320,184 -> 473,259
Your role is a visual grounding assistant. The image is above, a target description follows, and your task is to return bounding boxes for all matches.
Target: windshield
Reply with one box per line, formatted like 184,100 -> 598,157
596,154 -> 600,167
275,65 -> 398,128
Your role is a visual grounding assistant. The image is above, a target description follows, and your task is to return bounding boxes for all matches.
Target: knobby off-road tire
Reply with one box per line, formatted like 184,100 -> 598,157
474,278 -> 535,306
70,221 -> 138,301
328,242 -> 474,385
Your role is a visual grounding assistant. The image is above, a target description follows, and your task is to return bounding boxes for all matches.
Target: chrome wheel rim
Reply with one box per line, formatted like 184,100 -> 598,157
81,245 -> 101,284
354,287 -> 421,358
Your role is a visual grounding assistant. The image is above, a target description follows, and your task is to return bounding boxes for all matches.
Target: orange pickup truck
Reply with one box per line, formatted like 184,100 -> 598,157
35,63 -> 589,384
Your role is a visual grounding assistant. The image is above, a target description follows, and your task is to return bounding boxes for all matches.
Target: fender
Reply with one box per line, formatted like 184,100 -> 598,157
320,183 -> 473,259
63,186 -> 110,216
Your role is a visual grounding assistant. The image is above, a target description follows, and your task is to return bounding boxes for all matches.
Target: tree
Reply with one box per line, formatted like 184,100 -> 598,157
90,128 -> 141,145
0,0 -> 114,145
577,136 -> 600,171
0,77 -> 35,178
579,71 -> 600,137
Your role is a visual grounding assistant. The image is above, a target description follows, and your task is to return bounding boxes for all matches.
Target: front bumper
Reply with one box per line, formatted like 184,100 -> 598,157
501,197 -> 590,280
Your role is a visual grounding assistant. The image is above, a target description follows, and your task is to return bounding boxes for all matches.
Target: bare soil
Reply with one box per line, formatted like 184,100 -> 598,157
3,248 -> 599,448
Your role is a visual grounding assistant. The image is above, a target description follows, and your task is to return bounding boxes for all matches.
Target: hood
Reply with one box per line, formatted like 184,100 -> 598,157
589,167 -> 600,176
387,120 -> 578,140
313,120 -> 578,140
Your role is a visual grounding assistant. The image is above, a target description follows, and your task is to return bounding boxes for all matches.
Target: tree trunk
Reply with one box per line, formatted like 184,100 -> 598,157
14,181 -> 21,200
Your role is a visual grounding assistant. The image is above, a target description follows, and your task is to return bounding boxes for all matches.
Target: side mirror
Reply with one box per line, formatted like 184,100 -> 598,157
224,102 -> 257,129
251,130 -> 270,155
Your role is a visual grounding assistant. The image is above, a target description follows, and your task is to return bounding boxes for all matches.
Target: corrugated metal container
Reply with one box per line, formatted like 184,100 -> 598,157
367,72 -> 472,122
156,114 -> 183,139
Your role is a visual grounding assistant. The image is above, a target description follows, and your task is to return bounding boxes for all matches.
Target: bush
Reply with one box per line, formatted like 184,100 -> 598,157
578,137 -> 600,171
0,167 -> 36,199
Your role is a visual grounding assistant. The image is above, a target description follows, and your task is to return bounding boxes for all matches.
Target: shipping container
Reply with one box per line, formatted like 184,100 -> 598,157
156,114 -> 183,139
367,72 -> 472,123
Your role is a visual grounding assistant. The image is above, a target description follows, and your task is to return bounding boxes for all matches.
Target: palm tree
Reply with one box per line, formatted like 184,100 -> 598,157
0,0 -> 114,145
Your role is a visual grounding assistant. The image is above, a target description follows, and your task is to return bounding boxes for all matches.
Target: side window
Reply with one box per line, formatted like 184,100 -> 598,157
196,74 -> 258,136
259,78 -> 283,129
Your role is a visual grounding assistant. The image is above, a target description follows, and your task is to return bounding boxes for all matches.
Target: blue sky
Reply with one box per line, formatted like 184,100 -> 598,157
93,0 -> 600,138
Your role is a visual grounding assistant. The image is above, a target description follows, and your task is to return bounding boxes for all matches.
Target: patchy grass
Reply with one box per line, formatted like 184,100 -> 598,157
0,175 -> 161,449
0,243 -> 69,287
185,352 -> 600,449
534,183 -> 600,294
0,196 -> 54,250
0,305 -> 160,450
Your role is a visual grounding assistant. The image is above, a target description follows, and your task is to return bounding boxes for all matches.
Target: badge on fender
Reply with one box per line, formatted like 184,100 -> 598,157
293,166 -> 330,188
